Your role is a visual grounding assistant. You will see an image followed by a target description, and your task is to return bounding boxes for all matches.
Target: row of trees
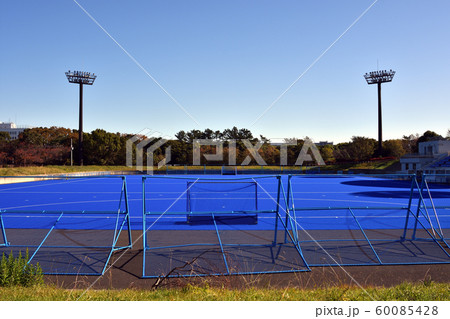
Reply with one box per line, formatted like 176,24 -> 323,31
0,127 -> 129,166
0,127 -> 448,166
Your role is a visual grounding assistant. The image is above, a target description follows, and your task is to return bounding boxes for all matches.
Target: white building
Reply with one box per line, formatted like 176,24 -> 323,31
0,122 -> 27,140
315,141 -> 334,147
400,140 -> 450,174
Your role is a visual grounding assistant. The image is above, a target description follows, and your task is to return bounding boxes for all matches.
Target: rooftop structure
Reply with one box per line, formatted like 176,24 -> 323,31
400,140 -> 450,175
0,122 -> 31,140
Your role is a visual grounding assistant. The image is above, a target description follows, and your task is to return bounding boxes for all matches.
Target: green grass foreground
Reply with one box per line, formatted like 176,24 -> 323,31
0,282 -> 449,301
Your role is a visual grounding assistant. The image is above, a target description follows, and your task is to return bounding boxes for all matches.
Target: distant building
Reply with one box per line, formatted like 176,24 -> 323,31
400,140 -> 450,176
315,141 -> 334,147
0,122 -> 28,140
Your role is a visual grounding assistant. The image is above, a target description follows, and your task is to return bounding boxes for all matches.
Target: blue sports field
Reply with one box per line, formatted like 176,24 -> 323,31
0,174 -> 448,232
1,174 -> 449,276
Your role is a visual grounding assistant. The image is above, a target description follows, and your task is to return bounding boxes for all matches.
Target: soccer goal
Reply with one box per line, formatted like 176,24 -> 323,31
0,175 -> 132,275
142,175 -> 309,278
411,174 -> 450,248
286,174 -> 450,267
221,166 -> 238,175
186,181 -> 258,224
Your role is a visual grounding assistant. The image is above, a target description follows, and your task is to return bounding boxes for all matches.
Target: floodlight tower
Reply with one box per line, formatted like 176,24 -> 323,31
65,70 -> 97,165
364,69 -> 395,157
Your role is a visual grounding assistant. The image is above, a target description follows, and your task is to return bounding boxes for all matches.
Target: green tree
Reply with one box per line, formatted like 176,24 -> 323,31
212,130 -> 223,140
383,139 -> 406,158
259,144 -> 279,165
319,145 -> 335,162
333,142 -> 351,161
417,130 -> 443,144
402,134 -> 419,154
222,127 -> 254,140
175,130 -> 188,143
0,131 -> 10,143
346,137 -> 377,161
19,127 -> 75,146
202,128 -> 214,139
83,129 -> 122,165
186,130 -> 203,143
281,138 -> 304,165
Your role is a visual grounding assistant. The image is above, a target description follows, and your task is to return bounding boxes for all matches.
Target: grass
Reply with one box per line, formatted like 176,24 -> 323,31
0,281 -> 448,301
0,165 -> 135,176
315,160 -> 399,172
0,161 -> 399,176
349,160 -> 399,170
0,251 -> 43,287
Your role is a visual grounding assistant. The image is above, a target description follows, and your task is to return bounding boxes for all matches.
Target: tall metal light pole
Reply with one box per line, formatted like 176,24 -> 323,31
364,69 -> 395,157
65,70 -> 97,165
70,138 -> 73,166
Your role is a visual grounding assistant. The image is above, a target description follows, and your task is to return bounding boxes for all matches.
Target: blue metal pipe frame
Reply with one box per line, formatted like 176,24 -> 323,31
286,174 -> 450,267
142,175 -> 311,278
1,173 -> 448,277
0,210 -> 8,246
0,175 -> 132,276
141,173 -> 450,277
412,174 -> 450,248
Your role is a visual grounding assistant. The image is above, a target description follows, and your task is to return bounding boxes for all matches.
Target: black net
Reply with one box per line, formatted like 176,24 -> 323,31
0,176 -> 131,275
143,176 -> 308,277
289,175 -> 450,267
292,210 -> 381,266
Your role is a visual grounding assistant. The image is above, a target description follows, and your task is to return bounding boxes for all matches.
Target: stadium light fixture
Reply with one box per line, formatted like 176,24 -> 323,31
65,70 -> 97,166
364,69 -> 395,157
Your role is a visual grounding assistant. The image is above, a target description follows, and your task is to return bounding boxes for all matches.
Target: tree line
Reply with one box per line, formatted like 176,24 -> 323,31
0,127 -> 448,167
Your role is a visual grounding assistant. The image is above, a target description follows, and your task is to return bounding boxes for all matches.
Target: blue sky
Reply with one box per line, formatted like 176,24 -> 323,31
0,0 -> 449,143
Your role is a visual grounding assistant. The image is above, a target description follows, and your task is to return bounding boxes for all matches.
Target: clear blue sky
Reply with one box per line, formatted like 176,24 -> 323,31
1,0 -> 449,143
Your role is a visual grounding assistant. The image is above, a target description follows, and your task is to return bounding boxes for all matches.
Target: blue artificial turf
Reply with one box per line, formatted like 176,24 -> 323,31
0,174 -> 448,233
